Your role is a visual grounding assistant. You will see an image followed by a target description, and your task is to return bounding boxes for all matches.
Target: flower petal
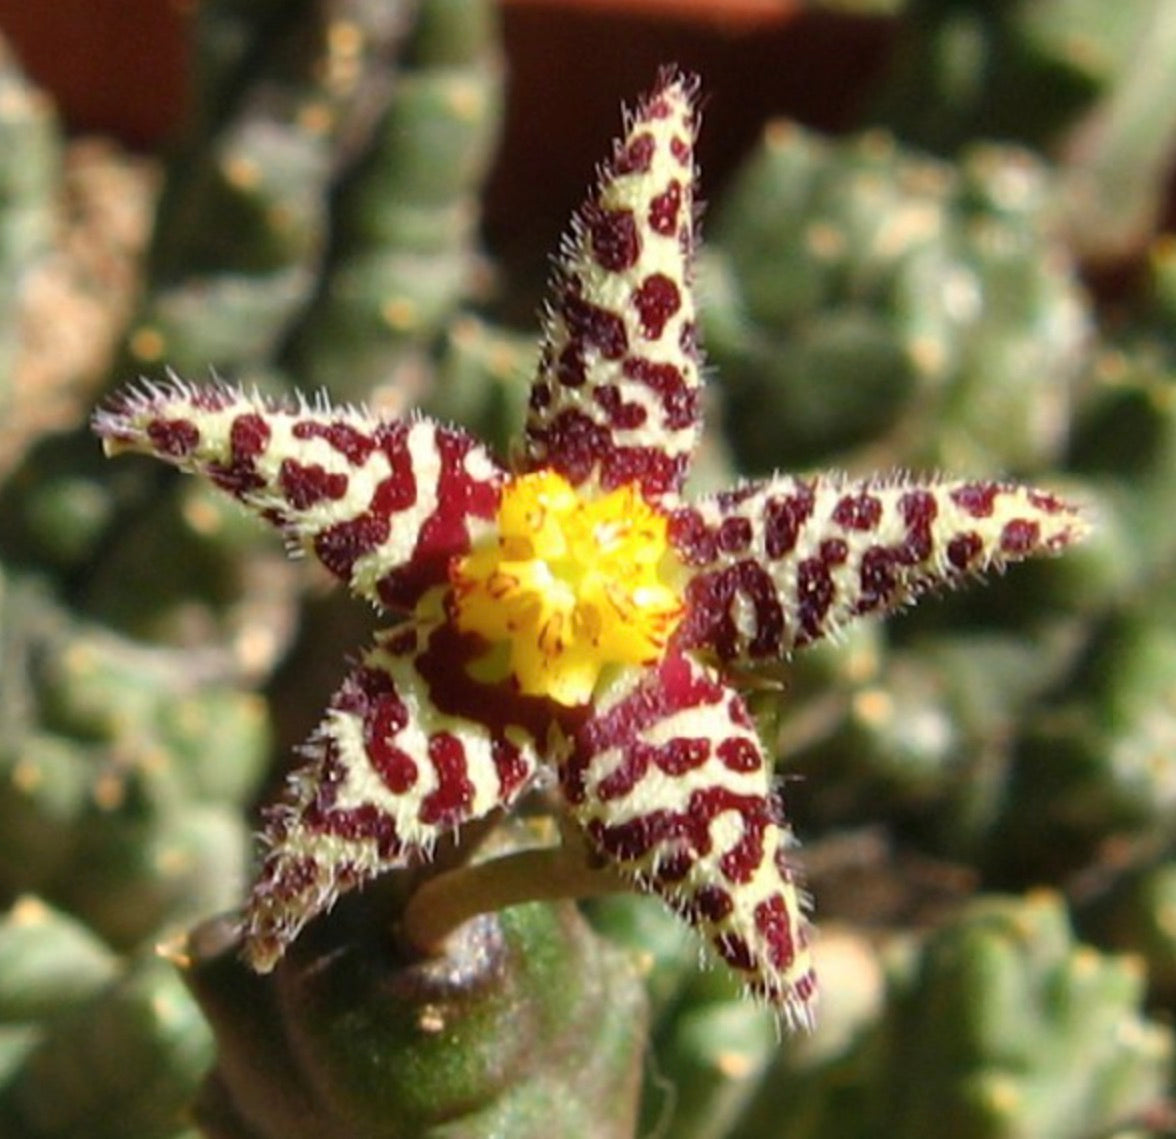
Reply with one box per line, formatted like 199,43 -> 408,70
92,376 -> 504,610
670,474 -> 1090,663
559,651 -> 816,1025
523,70 -> 702,501
241,618 -> 542,971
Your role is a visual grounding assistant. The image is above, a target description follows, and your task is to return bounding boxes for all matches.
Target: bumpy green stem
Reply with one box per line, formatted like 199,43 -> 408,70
400,842 -> 627,954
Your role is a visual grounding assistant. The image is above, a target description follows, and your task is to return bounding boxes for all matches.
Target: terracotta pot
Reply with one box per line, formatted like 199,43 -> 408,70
0,0 -> 188,147
491,0 -> 891,251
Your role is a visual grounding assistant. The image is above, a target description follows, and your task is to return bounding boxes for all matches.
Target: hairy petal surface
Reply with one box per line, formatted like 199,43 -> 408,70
559,651 -> 816,1025
93,377 -> 504,611
242,618 -> 542,971
523,70 -> 702,501
670,474 -> 1090,664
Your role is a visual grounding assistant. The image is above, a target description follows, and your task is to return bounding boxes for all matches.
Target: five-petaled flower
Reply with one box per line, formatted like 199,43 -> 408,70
93,71 -> 1087,1029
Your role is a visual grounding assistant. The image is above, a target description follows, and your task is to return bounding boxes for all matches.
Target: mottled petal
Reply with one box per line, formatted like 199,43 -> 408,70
671,474 -> 1090,663
92,376 -> 504,610
523,69 -> 702,501
559,651 -> 816,1024
241,618 -> 541,971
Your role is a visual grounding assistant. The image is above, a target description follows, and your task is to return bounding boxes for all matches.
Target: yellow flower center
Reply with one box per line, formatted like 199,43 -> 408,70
451,471 -> 685,706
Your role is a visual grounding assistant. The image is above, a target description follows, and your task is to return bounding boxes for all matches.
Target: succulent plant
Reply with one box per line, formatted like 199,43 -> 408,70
700,121 -> 1088,475
1,1 -> 1176,1136
728,894 -> 1172,1139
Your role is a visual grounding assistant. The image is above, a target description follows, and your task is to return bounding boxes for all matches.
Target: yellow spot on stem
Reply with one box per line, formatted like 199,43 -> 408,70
11,896 -> 49,926
381,297 -> 419,331
129,326 -> 167,362
451,471 -> 684,705
223,155 -> 261,191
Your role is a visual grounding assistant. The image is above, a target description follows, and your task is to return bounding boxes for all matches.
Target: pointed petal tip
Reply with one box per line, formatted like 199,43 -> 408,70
523,67 -> 706,497
984,482 -> 1094,563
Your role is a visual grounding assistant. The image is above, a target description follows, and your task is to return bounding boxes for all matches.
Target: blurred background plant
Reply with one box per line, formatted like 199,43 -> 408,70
0,0 -> 1174,1136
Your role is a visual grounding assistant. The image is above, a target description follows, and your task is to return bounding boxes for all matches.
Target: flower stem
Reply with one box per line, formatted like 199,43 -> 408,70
400,843 -> 628,955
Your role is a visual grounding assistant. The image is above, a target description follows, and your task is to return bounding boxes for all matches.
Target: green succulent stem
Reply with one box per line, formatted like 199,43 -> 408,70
401,841 -> 628,955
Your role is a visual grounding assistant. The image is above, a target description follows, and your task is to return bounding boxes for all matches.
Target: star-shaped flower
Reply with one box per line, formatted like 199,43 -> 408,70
93,71 -> 1087,1028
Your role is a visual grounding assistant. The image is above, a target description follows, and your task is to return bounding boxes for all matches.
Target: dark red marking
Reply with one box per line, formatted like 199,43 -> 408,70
562,286 -> 629,359
556,343 -> 587,388
1028,489 -> 1066,514
595,747 -> 649,801
755,894 -> 796,970
796,554 -> 837,641
858,546 -> 901,610
315,512 -> 390,582
668,506 -> 717,565
654,737 -> 712,776
415,619 -> 559,747
230,414 -> 270,460
312,424 -> 421,583
717,737 -> 760,773
305,802 -> 406,861
1000,518 -> 1040,555
279,459 -> 348,509
597,735 -> 710,802
594,384 -> 648,430
373,472 -> 421,517
714,932 -> 755,972
379,428 -> 502,611
147,418 -> 199,457
295,738 -> 406,860
622,356 -> 697,429
370,473 -> 416,520
655,850 -> 693,883
716,485 -> 762,511
728,696 -> 753,729
528,408 -> 687,498
632,273 -> 681,340
419,733 -> 475,828
670,135 -> 691,164
614,132 -> 655,175
764,485 -> 816,559
898,490 -> 937,563
947,531 -> 984,570
714,791 -> 769,884
492,739 -> 531,802
585,812 -> 670,864
365,687 -> 417,794
951,482 -> 999,518
293,419 -> 377,465
820,537 -> 849,565
648,179 -> 682,236
371,745 -> 418,794
565,652 -> 723,804
333,662 -> 417,795
694,885 -> 734,923
678,561 -> 784,660
588,206 -> 641,271
832,491 -> 883,531
718,517 -> 753,554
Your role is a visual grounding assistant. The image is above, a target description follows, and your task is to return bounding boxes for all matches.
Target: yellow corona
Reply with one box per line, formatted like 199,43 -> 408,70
451,471 -> 685,705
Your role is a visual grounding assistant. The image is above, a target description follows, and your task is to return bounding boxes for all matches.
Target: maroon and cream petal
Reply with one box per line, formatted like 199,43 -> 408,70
239,619 -> 542,972
92,376 -> 505,611
558,650 -> 816,1024
522,69 -> 703,502
669,474 -> 1090,665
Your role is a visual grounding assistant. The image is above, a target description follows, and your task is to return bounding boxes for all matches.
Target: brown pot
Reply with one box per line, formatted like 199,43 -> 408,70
491,0 -> 891,251
0,0 -> 188,146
